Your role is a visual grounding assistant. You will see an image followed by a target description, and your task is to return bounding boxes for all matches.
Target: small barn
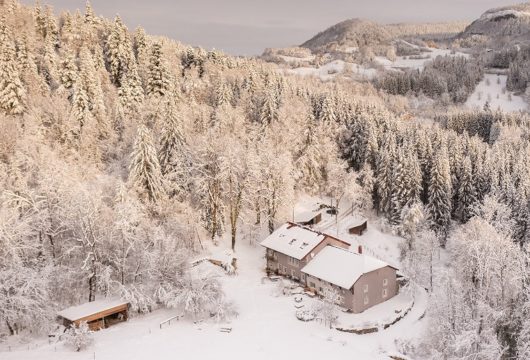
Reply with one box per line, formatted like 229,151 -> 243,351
347,215 -> 368,236
57,299 -> 129,331
294,210 -> 323,226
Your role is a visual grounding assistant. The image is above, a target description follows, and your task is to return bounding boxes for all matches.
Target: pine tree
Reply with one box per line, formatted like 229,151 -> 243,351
84,1 -> 97,25
0,18 -> 26,115
259,86 -> 278,124
457,156 -> 477,223
79,48 -> 108,137
159,99 -> 186,177
105,16 -> 134,86
71,80 -> 90,131
428,149 -> 452,242
59,49 -> 78,90
146,42 -> 170,97
44,5 -> 59,48
214,80 -> 232,108
130,125 -> 164,202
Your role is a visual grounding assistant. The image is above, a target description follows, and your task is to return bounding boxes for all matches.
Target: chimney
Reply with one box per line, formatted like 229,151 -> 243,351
358,245 -> 363,254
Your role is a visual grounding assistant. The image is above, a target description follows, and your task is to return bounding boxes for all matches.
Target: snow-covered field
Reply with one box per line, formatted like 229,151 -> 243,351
375,48 -> 470,71
1,201 -> 427,360
466,73 -> 528,112
285,60 -> 377,81
284,47 -> 470,83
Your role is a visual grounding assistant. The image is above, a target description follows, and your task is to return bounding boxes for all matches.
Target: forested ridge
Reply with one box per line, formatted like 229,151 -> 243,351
2,1 -> 530,358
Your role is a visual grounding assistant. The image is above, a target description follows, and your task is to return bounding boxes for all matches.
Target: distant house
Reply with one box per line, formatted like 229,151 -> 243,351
261,223 -> 398,313
293,210 -> 323,226
260,222 -> 350,282
346,215 -> 368,236
301,246 -> 398,313
57,299 -> 129,331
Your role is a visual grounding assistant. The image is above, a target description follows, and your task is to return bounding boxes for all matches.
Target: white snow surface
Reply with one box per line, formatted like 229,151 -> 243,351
57,299 -> 128,322
376,48 -> 470,71
260,222 -> 325,260
466,73 -> 528,112
300,245 -> 391,289
286,60 -> 377,81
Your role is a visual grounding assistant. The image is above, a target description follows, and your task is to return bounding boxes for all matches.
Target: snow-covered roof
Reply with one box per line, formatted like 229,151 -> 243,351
344,215 -> 367,228
260,223 -> 327,260
58,299 -> 128,321
301,246 -> 392,289
294,210 -> 322,223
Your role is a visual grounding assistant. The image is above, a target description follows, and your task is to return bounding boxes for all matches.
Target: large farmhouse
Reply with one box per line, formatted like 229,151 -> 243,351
261,222 -> 398,313
260,222 -> 350,282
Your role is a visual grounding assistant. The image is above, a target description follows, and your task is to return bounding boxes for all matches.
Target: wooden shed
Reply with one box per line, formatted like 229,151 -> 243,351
347,216 -> 368,236
57,299 -> 129,331
294,210 -> 323,226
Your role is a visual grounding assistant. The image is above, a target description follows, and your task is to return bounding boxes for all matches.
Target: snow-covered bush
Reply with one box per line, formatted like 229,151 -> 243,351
64,322 -> 94,352
166,271 -> 226,320
296,309 -> 316,322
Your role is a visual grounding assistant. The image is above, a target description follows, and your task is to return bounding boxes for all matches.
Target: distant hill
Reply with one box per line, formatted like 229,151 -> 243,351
300,19 -> 391,53
460,2 -> 530,43
300,18 -> 467,55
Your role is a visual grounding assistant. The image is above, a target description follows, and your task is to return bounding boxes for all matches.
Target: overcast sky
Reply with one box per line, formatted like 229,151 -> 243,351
22,0 -> 520,55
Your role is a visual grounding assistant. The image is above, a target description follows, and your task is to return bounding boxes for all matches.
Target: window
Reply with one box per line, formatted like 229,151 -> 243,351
383,278 -> 388,286
382,289 -> 388,298
291,269 -> 295,277
363,284 -> 369,293
364,296 -> 369,305
301,273 -> 306,282
309,282 -> 315,288
288,257 -> 299,267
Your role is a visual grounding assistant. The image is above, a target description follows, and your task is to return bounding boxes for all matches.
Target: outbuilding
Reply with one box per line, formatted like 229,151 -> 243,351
294,210 -> 323,226
57,299 -> 129,331
346,215 -> 368,236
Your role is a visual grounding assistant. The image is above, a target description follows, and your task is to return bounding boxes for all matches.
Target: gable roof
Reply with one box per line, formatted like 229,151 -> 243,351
260,222 -> 327,260
301,246 -> 393,289
58,299 -> 128,322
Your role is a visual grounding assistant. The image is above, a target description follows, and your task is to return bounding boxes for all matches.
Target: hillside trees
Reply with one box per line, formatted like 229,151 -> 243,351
0,18 -> 26,115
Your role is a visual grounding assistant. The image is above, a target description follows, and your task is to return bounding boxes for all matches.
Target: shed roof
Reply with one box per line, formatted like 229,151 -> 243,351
260,222 -> 327,260
301,246 -> 392,289
294,210 -> 322,223
344,215 -> 368,228
58,299 -> 128,322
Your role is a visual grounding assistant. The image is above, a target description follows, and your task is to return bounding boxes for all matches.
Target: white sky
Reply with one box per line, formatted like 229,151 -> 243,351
21,0 -> 521,55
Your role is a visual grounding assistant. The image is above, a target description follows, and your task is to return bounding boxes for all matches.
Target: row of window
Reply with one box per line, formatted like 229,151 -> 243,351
361,278 -> 388,293
363,289 -> 388,305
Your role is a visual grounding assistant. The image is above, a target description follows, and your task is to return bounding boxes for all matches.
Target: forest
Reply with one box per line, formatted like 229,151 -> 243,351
1,1 -> 530,359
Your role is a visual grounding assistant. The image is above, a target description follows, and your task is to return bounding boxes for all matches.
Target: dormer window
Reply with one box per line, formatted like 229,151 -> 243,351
288,238 -> 296,245
299,242 -> 309,249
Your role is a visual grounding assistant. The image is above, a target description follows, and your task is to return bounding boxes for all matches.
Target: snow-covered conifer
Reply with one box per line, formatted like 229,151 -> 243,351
146,42 -> 171,98
0,19 -> 26,115
427,149 -> 452,241
130,124 -> 164,202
